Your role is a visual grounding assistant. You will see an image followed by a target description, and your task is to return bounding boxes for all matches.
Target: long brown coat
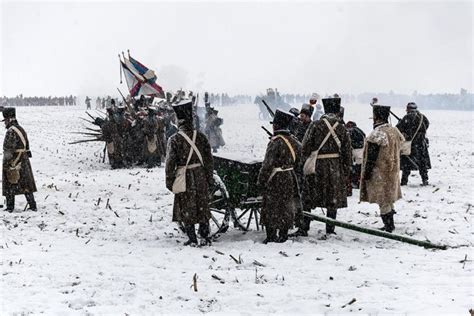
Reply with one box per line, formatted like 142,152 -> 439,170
2,121 -> 37,196
360,123 -> 404,205
302,114 -> 352,209
101,117 -> 124,167
165,123 -> 214,225
258,132 -> 301,230
205,113 -> 225,149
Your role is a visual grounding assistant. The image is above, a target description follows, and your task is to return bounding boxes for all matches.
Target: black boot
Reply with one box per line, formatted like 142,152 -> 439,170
198,222 -> 212,246
5,195 -> 14,213
25,193 -> 37,212
263,226 -> 277,244
420,170 -> 429,186
401,170 -> 410,186
387,211 -> 396,232
277,229 -> 288,243
380,212 -> 394,233
326,209 -> 337,235
183,224 -> 198,246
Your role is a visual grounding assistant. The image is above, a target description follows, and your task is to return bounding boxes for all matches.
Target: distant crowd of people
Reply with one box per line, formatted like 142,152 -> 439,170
1,95 -> 76,107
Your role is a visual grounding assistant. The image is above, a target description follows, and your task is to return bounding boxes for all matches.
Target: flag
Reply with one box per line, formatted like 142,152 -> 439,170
120,56 -> 164,98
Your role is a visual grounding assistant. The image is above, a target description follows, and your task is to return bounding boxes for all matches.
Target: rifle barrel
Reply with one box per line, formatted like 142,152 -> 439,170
261,99 -> 275,118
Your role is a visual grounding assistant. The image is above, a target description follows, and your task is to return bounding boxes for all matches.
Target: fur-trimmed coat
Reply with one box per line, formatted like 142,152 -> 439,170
360,123 -> 404,205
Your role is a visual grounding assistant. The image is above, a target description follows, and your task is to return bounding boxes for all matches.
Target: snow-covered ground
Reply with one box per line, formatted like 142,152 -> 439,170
1,104 -> 473,314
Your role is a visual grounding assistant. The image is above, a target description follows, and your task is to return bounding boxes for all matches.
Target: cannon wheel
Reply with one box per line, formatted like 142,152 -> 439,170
209,173 -> 262,238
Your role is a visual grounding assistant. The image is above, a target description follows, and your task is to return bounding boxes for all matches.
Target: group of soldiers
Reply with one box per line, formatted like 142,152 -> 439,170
163,94 -> 431,246
1,93 -> 430,248
93,91 -> 225,169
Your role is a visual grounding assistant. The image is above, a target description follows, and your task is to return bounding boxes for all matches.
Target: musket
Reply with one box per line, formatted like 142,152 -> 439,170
68,138 -> 103,145
70,132 -> 103,136
370,102 -> 401,121
261,126 -> 272,137
261,99 -> 275,118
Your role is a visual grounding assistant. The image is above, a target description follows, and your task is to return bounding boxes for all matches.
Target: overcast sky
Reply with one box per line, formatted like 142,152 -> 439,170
1,0 -> 472,97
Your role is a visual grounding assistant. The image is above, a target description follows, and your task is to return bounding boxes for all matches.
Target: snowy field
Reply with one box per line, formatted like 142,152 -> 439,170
1,103 -> 473,314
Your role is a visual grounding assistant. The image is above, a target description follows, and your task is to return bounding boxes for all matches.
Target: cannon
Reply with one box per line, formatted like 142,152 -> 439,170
207,154 -> 447,249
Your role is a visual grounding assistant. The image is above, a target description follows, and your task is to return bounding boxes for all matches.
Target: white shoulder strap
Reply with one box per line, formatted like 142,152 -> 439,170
274,135 -> 296,162
322,119 -> 341,148
10,126 -> 27,149
178,131 -> 204,166
412,114 -> 424,140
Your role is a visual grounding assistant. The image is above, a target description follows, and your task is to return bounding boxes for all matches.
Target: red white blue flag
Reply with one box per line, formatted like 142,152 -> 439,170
120,55 -> 164,98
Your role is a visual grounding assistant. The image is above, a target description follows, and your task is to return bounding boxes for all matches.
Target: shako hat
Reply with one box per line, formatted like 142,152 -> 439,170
271,109 -> 294,129
373,105 -> 391,121
172,99 -> 193,121
2,107 -> 16,121
322,97 -> 341,114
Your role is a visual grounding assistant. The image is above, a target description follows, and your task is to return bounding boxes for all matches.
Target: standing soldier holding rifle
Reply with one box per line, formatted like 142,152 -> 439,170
2,108 -> 37,213
293,97 -> 352,237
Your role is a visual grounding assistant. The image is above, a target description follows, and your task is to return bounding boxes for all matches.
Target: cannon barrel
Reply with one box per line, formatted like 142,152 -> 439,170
303,212 -> 447,250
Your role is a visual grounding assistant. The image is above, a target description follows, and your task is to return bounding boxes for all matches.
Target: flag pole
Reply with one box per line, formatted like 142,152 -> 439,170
118,54 -> 123,84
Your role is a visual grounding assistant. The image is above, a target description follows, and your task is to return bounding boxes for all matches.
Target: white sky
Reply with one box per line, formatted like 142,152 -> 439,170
1,0 -> 472,96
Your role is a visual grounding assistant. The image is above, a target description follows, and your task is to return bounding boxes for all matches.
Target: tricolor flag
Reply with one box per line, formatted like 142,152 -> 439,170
120,54 -> 164,98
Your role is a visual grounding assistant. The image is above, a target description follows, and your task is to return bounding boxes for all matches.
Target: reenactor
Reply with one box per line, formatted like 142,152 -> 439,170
155,108 -> 167,159
295,97 -> 352,236
165,99 -> 214,246
142,107 -> 161,168
205,107 -> 225,153
396,102 -> 431,186
360,105 -> 404,232
2,108 -> 37,212
295,103 -> 314,142
309,94 -> 323,121
85,96 -> 91,109
102,104 -> 124,169
345,121 -> 366,188
258,110 -> 301,243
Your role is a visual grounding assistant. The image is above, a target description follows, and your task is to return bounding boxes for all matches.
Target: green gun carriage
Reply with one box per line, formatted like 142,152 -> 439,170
208,154 -> 264,236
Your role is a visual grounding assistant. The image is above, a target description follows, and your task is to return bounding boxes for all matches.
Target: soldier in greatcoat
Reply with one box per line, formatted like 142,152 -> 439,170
295,104 -> 314,142
396,102 -> 431,186
258,110 -> 302,243
294,97 -> 352,236
142,107 -> 161,168
102,106 -> 125,169
205,108 -> 225,153
346,121 -> 366,188
360,105 -> 404,232
165,100 -> 214,246
2,108 -> 37,212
